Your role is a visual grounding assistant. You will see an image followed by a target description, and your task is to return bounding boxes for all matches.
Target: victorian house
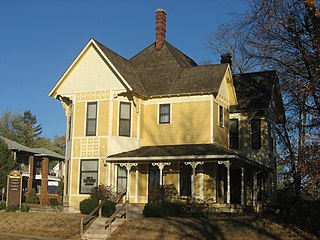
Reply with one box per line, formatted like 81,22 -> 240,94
49,9 -> 285,212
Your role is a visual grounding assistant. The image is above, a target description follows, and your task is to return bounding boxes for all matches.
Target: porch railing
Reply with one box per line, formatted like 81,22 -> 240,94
105,198 -> 128,238
80,199 -> 105,236
80,189 -> 127,237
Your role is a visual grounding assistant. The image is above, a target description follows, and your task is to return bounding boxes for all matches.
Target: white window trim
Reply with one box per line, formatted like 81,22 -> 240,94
158,103 -> 172,125
85,101 -> 98,136
218,105 -> 224,128
117,100 -> 133,137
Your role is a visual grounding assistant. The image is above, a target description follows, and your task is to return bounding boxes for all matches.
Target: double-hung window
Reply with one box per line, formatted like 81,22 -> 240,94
251,119 -> 261,149
117,166 -> 127,193
219,105 -> 224,127
86,102 -> 97,136
80,159 -> 98,194
159,104 -> 170,124
119,102 -> 131,137
229,119 -> 239,149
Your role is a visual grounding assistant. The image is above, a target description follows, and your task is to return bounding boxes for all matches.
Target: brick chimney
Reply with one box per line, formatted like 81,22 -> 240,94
220,53 -> 232,66
155,8 -> 167,50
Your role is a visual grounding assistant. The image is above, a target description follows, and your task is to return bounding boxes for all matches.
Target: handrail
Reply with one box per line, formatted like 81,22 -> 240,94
113,189 -> 127,204
80,189 -> 127,237
80,199 -> 105,236
106,200 -> 129,238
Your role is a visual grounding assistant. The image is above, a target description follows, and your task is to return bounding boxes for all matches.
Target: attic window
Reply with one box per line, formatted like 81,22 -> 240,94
159,104 -> 170,124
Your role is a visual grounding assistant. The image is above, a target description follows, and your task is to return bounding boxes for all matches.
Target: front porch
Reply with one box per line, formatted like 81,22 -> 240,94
105,144 -> 275,212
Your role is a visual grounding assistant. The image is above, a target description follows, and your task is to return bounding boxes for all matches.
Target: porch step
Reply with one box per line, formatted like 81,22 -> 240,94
81,217 -> 124,240
128,203 -> 144,218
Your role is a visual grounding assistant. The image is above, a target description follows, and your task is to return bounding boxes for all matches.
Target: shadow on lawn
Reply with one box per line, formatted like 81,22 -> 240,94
161,217 -> 226,240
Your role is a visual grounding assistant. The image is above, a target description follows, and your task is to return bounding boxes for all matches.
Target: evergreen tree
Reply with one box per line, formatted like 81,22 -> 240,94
0,138 -> 15,190
12,110 -> 42,147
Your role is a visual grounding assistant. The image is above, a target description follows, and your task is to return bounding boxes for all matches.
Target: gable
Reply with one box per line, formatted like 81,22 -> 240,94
216,67 -> 237,107
49,41 -> 126,98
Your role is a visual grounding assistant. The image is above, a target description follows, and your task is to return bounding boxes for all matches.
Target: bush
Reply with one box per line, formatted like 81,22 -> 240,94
149,184 -> 178,203
0,201 -> 6,210
102,200 -> 116,217
143,202 -> 184,217
90,184 -> 116,201
20,204 -> 30,212
49,198 -> 59,206
5,204 -> 19,212
26,188 -> 38,204
79,198 -> 99,215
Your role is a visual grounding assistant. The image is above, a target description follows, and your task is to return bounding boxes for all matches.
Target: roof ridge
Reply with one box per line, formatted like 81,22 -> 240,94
164,41 -> 198,67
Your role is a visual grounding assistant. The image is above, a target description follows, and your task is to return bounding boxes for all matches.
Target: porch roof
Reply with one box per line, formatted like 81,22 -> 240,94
105,144 -> 270,170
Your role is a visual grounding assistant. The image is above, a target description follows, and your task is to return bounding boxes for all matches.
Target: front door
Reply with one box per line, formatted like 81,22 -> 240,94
148,164 -> 160,202
180,164 -> 192,197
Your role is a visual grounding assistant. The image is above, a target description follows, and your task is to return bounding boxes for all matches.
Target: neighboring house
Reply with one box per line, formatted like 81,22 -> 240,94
49,9 -> 285,212
0,136 -> 64,205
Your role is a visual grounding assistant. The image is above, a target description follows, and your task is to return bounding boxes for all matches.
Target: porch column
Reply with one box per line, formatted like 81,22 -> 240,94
152,162 -> 171,185
41,157 -> 49,204
27,155 -> 34,192
241,167 -> 245,205
218,161 -> 230,204
253,171 -> 258,207
120,163 -> 138,202
185,162 -> 204,197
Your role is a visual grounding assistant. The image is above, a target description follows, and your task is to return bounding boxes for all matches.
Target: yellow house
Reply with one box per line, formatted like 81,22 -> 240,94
49,9 -> 285,212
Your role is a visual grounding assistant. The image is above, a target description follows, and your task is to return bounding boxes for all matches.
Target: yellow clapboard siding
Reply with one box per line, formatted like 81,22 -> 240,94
70,159 -> 79,195
97,100 -> 109,136
142,101 -> 211,146
74,102 -> 85,137
213,102 -> 228,147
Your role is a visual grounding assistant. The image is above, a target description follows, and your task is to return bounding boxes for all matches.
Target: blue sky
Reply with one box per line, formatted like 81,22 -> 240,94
0,0 -> 249,139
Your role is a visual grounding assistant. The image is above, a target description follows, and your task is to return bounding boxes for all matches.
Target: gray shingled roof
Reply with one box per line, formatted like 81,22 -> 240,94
0,136 -> 64,160
32,148 -> 64,160
1,136 -> 34,153
107,144 -> 235,158
232,71 -> 277,111
95,40 -> 227,97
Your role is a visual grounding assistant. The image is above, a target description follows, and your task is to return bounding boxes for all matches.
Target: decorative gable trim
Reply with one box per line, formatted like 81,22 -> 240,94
49,39 -> 132,99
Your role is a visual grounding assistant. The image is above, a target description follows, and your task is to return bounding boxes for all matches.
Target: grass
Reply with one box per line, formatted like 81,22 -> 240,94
111,214 -> 319,240
0,212 -> 83,239
0,212 -> 318,240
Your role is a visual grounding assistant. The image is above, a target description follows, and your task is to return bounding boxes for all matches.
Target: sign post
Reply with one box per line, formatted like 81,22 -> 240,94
6,170 -> 22,207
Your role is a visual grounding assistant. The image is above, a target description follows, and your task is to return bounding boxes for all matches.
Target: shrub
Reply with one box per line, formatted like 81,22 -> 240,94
79,198 -> 99,215
90,184 -> 116,201
143,202 -> 184,217
26,188 -> 38,204
20,204 -> 30,212
102,200 -> 116,217
5,204 -> 19,212
0,201 -> 6,210
49,198 -> 59,206
149,184 -> 178,203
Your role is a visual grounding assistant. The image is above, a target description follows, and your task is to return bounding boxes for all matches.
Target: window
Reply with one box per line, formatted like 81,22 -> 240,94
251,119 -> 261,149
159,104 -> 170,124
86,102 -> 97,136
119,102 -> 131,137
219,105 -> 224,127
117,166 -> 127,193
229,119 -> 239,149
80,159 -> 98,194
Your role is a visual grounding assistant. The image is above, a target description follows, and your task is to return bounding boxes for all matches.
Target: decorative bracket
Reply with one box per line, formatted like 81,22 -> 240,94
152,162 -> 171,170
218,161 -> 230,168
